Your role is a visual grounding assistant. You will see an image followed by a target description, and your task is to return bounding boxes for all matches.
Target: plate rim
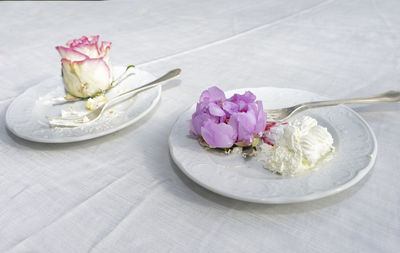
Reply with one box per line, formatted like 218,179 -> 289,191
168,87 -> 378,204
5,67 -> 162,143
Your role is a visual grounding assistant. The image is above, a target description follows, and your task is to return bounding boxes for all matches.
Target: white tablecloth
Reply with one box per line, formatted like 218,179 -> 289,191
1,0 -> 399,252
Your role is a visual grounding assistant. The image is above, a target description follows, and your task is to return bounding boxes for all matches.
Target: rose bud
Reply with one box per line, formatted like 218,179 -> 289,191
56,35 -> 112,98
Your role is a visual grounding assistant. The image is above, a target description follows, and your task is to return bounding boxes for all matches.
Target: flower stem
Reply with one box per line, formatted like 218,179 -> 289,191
110,65 -> 135,88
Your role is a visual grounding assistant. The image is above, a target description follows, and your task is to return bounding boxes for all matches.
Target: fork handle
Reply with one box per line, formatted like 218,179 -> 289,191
108,68 -> 181,104
302,90 -> 400,108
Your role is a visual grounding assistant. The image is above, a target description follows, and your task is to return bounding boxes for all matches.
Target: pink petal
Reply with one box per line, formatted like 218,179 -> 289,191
56,46 -> 88,61
67,35 -> 100,58
99,41 -> 112,57
71,44 -> 100,58
87,35 -> 100,43
67,35 -> 99,47
61,58 -> 71,64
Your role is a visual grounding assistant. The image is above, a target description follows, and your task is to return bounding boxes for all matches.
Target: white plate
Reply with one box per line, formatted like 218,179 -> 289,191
169,87 -> 377,204
6,66 -> 161,143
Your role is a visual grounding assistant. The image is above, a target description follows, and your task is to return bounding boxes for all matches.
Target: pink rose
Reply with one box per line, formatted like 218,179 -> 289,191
56,35 -> 112,98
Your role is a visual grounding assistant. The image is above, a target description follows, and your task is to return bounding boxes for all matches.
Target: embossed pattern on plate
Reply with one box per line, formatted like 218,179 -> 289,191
6,67 -> 161,143
169,87 -> 377,203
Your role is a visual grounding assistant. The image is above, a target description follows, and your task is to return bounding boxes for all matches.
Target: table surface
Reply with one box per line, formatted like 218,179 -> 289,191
1,1 -> 399,252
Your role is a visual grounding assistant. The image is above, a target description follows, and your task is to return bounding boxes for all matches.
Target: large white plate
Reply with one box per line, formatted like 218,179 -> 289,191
169,87 -> 377,204
6,66 -> 161,143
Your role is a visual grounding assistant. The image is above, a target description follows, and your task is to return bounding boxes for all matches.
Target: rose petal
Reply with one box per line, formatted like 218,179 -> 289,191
87,35 -> 100,44
201,120 -> 235,148
99,41 -> 112,56
60,59 -> 84,98
67,35 -> 99,47
71,44 -> 99,58
62,58 -> 111,98
56,46 -> 88,61
67,36 -> 100,58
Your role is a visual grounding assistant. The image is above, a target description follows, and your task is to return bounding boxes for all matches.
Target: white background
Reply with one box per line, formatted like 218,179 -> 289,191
0,0 -> 399,252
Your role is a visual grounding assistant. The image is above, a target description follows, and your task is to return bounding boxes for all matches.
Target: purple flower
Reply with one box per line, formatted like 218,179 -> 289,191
227,91 -> 256,111
199,86 -> 226,103
189,86 -> 267,148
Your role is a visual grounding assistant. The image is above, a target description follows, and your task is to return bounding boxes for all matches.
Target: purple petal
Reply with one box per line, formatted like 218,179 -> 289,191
208,103 -> 225,117
254,100 -> 267,133
199,86 -> 226,103
229,111 -> 257,144
239,113 -> 257,142
238,101 -> 248,112
222,101 -> 239,115
190,112 -> 215,136
195,102 -> 207,114
201,121 -> 236,148
227,91 -> 256,105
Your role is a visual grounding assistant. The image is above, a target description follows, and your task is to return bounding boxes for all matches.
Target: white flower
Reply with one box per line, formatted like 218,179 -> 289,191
56,35 -> 112,98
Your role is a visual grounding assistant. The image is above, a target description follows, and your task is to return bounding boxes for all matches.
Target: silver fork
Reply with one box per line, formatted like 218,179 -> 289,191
265,90 -> 400,122
47,68 -> 181,127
